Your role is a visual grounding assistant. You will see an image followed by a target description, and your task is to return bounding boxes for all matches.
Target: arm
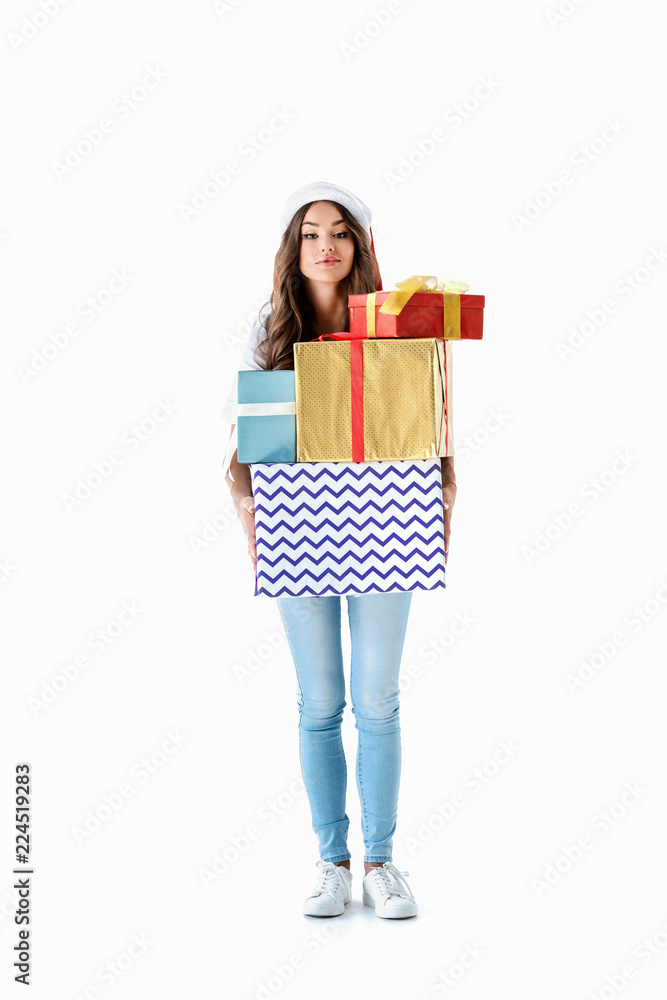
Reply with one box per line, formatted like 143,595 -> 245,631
223,424 -> 257,570
221,311 -> 273,570
440,456 -> 456,565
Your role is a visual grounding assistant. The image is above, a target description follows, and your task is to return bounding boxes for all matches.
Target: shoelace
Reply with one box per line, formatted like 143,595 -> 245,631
310,860 -> 348,899
366,862 -> 415,904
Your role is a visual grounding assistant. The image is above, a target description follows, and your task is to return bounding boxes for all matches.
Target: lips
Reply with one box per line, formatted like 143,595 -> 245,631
316,257 -> 340,264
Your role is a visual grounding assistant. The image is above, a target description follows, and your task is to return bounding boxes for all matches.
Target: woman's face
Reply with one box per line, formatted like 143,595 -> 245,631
298,201 -> 355,283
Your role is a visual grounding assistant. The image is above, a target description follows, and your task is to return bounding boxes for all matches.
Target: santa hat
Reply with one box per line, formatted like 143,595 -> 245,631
279,181 -> 383,291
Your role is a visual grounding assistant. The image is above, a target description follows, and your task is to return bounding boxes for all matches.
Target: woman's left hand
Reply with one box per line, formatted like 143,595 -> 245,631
441,483 -> 457,564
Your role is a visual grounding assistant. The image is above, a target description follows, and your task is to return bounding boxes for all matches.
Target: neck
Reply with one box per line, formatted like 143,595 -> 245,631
302,277 -> 349,336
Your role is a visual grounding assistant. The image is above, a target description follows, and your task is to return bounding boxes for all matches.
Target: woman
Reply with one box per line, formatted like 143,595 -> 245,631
222,182 -> 457,919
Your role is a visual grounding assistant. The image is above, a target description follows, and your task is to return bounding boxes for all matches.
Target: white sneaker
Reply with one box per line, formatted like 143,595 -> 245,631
362,862 -> 418,918
303,860 -> 353,916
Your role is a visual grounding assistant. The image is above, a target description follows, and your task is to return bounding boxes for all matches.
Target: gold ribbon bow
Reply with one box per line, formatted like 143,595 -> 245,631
366,275 -> 470,339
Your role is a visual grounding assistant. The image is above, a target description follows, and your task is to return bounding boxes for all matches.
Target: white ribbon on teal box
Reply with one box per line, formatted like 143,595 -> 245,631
237,370 -> 296,463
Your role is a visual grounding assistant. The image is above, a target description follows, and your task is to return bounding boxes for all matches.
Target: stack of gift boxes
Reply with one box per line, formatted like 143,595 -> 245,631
236,277 -> 485,598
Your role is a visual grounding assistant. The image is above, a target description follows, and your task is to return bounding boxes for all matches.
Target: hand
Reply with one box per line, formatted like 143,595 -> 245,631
235,495 -> 257,570
441,482 -> 456,564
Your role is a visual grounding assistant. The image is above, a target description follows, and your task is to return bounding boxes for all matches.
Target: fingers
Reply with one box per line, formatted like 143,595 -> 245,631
246,528 -> 256,569
444,521 -> 451,565
244,504 -> 257,567
246,518 -> 256,549
238,499 -> 257,547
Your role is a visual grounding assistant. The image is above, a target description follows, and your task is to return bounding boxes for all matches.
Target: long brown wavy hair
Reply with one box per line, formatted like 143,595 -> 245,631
252,200 -> 381,372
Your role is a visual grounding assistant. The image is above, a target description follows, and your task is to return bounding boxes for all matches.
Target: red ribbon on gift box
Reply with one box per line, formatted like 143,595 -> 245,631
316,331 -> 365,461
350,339 -> 364,462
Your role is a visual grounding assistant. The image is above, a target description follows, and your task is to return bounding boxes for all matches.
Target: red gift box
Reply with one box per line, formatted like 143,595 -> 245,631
349,291 -> 485,340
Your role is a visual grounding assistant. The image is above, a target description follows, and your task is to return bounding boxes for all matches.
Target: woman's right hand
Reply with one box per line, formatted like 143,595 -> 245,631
235,495 -> 257,570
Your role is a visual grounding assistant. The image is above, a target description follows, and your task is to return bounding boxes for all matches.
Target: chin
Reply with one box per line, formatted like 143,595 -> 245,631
314,272 -> 343,282
315,266 -> 352,280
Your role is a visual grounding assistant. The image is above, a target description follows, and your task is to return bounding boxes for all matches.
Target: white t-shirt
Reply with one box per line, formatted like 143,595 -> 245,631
221,306 -> 272,478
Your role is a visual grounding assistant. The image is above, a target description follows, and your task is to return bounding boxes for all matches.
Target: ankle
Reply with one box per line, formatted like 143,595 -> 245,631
334,860 -> 351,870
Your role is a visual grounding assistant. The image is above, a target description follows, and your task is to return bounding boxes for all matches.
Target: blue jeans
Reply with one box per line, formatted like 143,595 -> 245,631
276,591 -> 413,864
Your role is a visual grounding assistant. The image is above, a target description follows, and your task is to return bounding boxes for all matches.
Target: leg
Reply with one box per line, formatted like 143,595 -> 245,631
347,591 -> 413,871
276,595 -> 351,865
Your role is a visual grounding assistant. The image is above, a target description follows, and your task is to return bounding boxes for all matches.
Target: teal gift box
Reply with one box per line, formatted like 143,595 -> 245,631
237,370 -> 296,463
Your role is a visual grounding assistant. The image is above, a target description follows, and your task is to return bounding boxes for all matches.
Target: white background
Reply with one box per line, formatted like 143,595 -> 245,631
2,0 -> 666,997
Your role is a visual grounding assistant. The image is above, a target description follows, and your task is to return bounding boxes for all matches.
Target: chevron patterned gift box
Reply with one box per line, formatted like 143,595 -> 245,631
250,459 -> 446,598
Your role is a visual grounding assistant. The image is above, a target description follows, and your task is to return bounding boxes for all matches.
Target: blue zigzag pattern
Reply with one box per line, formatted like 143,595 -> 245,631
257,579 -> 445,598
253,480 -> 439,501
253,497 -> 441,519
258,544 -> 445,569
257,528 -> 444,555
254,513 -> 443,535
251,460 -> 445,597
252,464 -> 438,486
256,563 -> 445,586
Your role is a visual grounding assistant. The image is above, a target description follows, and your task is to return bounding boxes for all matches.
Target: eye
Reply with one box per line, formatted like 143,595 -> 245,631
302,231 -> 349,239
